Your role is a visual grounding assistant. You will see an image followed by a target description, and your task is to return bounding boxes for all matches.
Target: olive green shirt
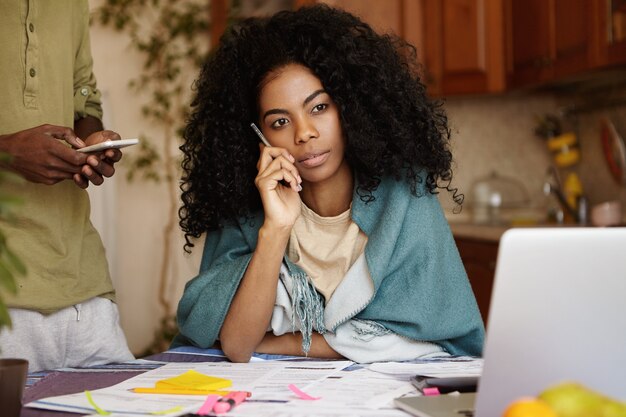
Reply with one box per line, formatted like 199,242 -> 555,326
0,0 -> 115,312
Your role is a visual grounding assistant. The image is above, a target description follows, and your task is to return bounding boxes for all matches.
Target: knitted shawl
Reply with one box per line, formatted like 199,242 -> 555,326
173,177 -> 485,357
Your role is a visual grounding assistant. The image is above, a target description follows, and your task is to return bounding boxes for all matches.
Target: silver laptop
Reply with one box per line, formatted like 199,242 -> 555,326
395,227 -> 626,417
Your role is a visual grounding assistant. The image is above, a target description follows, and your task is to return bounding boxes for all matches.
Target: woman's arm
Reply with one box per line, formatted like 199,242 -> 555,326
219,224 -> 291,362
256,332 -> 344,359
219,145 -> 303,362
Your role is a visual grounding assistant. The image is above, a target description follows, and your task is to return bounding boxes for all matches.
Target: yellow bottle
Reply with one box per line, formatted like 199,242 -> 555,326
563,172 -> 583,214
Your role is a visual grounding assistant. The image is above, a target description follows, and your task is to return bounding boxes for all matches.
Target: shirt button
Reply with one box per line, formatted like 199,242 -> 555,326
29,23 -> 35,32
80,87 -> 89,96
29,68 -> 36,77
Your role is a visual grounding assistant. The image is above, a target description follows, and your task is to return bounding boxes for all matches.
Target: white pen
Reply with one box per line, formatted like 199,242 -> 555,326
250,123 -> 272,147
250,122 -> 302,192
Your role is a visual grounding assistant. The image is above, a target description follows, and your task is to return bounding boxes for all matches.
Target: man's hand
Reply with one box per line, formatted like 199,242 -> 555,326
73,130 -> 123,188
0,124 -> 88,185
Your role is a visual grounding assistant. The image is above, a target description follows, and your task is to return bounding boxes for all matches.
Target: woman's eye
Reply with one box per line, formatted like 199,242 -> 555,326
270,118 -> 289,128
312,103 -> 327,113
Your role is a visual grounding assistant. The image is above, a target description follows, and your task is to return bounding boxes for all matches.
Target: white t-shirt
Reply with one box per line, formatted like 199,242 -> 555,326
287,202 -> 368,303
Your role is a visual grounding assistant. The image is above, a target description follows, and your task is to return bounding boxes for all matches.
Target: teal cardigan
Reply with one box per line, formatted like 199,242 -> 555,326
173,177 -> 485,357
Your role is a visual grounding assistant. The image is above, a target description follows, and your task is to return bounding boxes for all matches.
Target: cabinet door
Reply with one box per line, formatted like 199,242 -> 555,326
507,0 -> 594,87
593,0 -> 626,66
454,237 -> 499,326
552,0 -> 594,77
506,0 -> 551,86
424,0 -> 506,95
314,0 -> 404,35
325,0 -> 507,96
307,0 -> 506,96
313,0 -> 426,82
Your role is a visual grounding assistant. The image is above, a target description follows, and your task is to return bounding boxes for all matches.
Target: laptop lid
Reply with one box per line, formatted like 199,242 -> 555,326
474,227 -> 626,416
395,393 -> 477,417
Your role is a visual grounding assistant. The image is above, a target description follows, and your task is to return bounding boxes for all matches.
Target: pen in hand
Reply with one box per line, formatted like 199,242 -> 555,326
250,122 -> 302,192
250,123 -> 272,147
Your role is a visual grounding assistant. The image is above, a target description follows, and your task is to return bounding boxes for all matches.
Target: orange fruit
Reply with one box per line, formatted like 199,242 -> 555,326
502,397 -> 559,417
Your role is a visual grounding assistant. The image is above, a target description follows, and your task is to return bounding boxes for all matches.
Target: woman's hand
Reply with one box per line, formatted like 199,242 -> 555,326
255,144 -> 303,229
221,145 -> 302,362
256,332 -> 344,359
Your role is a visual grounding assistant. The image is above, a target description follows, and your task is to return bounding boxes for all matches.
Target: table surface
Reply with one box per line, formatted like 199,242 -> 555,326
21,348 -> 316,417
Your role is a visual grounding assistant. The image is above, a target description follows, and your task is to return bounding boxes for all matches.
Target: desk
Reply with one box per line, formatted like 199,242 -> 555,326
21,352 -> 180,417
22,370 -> 143,417
22,348 -> 424,417
22,349 -> 260,417
22,348 -> 483,417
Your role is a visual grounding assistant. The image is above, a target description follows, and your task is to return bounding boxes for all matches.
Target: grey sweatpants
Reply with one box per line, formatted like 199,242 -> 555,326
0,297 -> 134,372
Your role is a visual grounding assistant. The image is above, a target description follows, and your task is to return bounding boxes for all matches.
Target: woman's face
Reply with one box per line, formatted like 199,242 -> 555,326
257,63 -> 348,185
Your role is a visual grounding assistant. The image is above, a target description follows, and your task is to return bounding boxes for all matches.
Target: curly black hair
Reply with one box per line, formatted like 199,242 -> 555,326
179,4 -> 460,251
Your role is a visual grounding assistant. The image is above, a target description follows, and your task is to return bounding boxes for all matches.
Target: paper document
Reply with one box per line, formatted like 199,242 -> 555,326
27,357 -> 481,417
26,360 -> 352,416
201,366 -> 417,417
369,357 -> 483,379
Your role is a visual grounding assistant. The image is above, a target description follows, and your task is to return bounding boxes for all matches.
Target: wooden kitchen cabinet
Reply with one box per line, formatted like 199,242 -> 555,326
506,0 -> 595,88
303,0 -> 507,95
304,0 -> 425,74
211,0 -> 626,94
592,0 -> 626,67
454,237 -> 499,326
422,0 -> 626,93
423,0 -> 506,95
420,0 -> 626,93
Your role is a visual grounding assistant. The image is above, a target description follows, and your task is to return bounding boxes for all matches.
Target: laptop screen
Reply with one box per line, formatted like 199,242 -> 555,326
474,228 -> 626,416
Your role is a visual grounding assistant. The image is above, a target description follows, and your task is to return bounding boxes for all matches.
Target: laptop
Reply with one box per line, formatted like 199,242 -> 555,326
395,227 -> 626,417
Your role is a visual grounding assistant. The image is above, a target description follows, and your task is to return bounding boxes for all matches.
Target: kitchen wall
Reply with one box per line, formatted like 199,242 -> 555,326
88,0 -> 204,354
441,93 -> 556,218
562,91 -> 626,208
441,88 -> 626,223
86,1 -> 626,354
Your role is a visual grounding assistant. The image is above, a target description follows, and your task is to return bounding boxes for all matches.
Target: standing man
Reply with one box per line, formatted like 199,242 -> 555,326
0,0 -> 134,371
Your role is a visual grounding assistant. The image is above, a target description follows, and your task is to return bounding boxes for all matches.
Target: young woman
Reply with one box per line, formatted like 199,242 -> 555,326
173,5 -> 484,363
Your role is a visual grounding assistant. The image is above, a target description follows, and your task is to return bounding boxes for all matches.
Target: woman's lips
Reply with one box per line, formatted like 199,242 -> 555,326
298,151 -> 330,168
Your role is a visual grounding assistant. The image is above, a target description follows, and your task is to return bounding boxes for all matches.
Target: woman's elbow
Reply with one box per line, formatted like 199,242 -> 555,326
221,338 -> 254,363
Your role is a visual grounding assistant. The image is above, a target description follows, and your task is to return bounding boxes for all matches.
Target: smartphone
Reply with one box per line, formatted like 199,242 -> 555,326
410,375 -> 479,394
76,138 -> 139,153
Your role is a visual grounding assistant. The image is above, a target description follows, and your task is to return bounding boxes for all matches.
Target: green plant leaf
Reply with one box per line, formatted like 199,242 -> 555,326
0,262 -> 18,294
0,303 -> 12,329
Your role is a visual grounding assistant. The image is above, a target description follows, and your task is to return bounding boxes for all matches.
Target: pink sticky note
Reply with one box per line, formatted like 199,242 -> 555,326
197,394 -> 220,415
288,384 -> 321,400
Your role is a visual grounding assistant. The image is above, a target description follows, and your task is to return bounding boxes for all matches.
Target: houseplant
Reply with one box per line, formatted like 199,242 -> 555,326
0,154 -> 28,417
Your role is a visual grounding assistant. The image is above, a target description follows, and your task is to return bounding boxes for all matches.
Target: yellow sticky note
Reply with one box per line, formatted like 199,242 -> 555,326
156,370 -> 231,391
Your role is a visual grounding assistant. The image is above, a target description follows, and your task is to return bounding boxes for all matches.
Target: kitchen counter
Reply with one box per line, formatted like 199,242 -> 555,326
449,222 -> 510,242
448,220 -> 591,242
445,207 -> 550,242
